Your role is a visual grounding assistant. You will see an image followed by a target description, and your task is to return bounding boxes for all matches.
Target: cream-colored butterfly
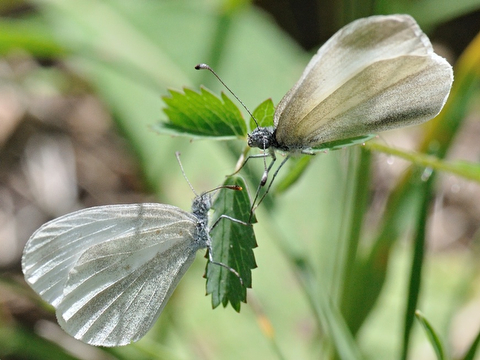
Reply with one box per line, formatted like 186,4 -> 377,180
249,15 -> 453,153
200,14 -> 453,209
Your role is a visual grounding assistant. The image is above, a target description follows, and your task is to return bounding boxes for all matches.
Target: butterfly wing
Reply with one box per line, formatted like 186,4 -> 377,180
274,15 -> 453,149
22,203 -> 202,346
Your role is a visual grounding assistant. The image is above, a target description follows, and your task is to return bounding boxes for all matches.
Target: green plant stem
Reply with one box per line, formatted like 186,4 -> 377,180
401,173 -> 435,360
364,142 -> 480,183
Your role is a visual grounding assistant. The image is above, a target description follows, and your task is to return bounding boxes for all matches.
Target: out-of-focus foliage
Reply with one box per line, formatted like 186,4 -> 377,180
1,0 -> 480,359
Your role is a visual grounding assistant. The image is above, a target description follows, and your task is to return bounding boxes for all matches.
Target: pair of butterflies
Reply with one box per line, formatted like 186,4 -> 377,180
22,15 -> 453,347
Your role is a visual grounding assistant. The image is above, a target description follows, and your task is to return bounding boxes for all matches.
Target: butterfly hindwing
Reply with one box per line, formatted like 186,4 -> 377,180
56,216 -> 200,346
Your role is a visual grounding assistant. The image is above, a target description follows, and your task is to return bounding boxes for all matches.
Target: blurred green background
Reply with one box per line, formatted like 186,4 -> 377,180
1,0 -> 480,359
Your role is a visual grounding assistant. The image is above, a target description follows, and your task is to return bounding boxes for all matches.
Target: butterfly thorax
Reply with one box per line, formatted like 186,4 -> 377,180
191,193 -> 211,245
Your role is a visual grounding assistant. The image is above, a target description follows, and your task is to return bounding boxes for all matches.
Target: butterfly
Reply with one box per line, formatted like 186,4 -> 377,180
22,157 -> 249,346
200,14 -> 453,210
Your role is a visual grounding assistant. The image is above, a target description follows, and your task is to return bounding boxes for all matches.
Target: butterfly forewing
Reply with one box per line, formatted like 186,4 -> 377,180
22,203 -> 199,311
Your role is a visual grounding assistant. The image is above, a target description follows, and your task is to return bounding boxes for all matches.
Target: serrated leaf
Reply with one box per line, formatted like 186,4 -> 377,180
155,87 -> 247,139
249,98 -> 275,131
415,310 -> 446,360
206,176 -> 257,311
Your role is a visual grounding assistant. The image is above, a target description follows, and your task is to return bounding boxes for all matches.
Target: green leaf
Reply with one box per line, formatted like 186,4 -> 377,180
155,87 -> 247,139
249,98 -> 275,131
415,310 -> 446,360
206,176 -> 257,311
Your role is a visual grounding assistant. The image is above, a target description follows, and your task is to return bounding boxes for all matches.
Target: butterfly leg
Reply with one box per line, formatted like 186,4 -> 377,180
207,257 -> 244,287
210,214 -> 252,229
229,152 -> 271,177
260,149 -> 276,186
208,214 -> 253,286
249,155 -> 290,221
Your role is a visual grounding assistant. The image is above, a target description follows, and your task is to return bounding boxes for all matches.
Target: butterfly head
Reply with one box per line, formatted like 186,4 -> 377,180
248,126 -> 276,151
192,192 -> 212,222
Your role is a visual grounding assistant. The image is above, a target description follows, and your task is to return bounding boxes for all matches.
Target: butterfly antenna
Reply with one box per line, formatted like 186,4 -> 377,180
204,184 -> 242,196
195,63 -> 259,127
175,151 -> 198,197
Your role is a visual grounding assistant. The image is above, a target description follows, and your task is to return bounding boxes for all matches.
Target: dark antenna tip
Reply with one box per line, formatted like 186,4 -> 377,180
204,184 -> 243,196
194,63 -> 259,127
195,63 -> 209,70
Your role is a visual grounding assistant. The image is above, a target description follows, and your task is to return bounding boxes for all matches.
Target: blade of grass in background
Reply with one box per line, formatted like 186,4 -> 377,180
415,311 -> 446,360
366,23 -> 480,360
339,148 -> 373,335
462,326 -> 480,360
402,28 -> 480,360
401,175 -> 434,360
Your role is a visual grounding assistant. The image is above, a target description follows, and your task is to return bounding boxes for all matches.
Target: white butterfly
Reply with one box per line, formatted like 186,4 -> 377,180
22,185 -> 244,347
248,14 -> 453,154
242,14 -> 453,203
